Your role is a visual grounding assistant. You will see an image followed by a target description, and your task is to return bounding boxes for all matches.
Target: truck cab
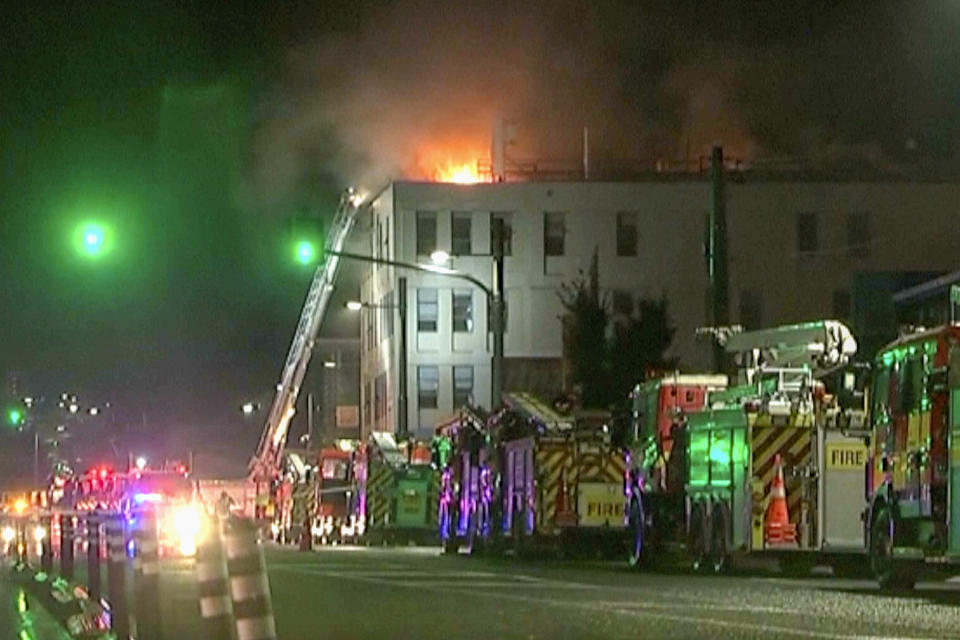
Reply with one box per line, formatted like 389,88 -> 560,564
866,324 -> 960,587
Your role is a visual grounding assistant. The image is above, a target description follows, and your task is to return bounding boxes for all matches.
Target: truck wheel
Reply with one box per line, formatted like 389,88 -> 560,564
870,505 -> 915,590
709,503 -> 729,574
627,498 -> 644,569
687,501 -> 709,572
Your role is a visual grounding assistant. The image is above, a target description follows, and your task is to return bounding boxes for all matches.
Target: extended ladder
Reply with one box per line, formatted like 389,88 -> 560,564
249,189 -> 364,485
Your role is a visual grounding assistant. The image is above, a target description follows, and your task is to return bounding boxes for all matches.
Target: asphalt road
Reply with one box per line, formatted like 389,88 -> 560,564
147,546 -> 960,640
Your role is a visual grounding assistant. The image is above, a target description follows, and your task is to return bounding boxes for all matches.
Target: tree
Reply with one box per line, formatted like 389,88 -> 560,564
609,297 -> 678,403
558,248 -> 610,408
559,249 -> 678,410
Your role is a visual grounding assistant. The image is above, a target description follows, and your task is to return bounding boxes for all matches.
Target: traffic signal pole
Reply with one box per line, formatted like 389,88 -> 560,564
708,145 -> 729,371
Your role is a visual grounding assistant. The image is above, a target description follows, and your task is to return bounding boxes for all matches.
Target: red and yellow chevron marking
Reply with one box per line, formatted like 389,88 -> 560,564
366,462 -> 394,527
750,422 -> 812,526
575,448 -> 625,484
536,444 -> 572,531
425,469 -> 440,527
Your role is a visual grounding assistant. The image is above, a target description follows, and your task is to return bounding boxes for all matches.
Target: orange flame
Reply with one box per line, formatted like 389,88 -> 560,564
412,142 -> 488,184
435,161 -> 482,184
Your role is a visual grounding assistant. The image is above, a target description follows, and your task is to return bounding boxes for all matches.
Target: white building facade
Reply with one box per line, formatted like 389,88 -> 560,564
358,179 -> 960,440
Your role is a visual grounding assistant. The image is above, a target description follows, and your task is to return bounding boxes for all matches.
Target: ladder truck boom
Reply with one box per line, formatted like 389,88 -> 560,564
249,188 -> 364,485
720,320 -> 857,378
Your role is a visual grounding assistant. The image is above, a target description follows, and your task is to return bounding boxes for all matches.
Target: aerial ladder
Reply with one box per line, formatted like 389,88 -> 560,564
248,188 -> 365,522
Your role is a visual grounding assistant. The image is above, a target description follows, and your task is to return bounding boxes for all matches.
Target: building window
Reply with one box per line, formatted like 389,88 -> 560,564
452,212 -> 472,256
374,373 -> 387,422
453,365 -> 474,407
490,212 -> 513,256
365,305 -> 375,346
739,288 -> 763,330
417,366 -> 439,409
417,288 -> 438,332
611,290 -> 633,316
832,289 -> 851,320
363,381 -> 372,428
796,212 -> 818,253
382,291 -> 394,338
416,211 -> 437,256
616,211 -> 638,257
452,290 -> 473,332
544,212 -> 566,256
846,211 -> 870,258
491,212 -> 513,256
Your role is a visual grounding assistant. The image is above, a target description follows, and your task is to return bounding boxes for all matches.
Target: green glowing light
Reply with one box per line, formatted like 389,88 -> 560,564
72,220 -> 115,259
294,240 -> 317,265
8,409 -> 23,426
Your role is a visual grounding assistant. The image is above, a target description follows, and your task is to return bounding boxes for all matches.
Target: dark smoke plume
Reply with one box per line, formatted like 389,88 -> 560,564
249,1 -> 960,205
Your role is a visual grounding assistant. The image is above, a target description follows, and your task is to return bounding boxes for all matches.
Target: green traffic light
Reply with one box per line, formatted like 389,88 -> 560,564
7,409 -> 22,426
295,240 -> 316,265
73,220 -> 115,259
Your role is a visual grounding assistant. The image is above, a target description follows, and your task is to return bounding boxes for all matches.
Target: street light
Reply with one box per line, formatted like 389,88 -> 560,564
346,300 -> 363,311
329,234 -> 506,412
135,456 -> 147,470
429,250 -> 450,265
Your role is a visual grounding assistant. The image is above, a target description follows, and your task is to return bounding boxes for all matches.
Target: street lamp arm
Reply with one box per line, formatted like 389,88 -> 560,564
328,250 -> 493,298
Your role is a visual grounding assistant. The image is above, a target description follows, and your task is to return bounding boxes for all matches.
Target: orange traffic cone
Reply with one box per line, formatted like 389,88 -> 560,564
764,454 -> 797,545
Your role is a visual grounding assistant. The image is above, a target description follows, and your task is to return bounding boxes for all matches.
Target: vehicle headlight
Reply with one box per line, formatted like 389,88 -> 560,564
2,527 -> 15,543
173,506 -> 201,555
33,526 -> 45,542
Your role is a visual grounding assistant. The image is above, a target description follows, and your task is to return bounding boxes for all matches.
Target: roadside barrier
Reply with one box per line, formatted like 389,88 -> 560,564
133,509 -> 162,640
40,514 -> 53,573
5,508 -> 278,640
60,514 -> 75,580
86,513 -> 102,601
225,518 -> 277,640
106,513 -> 131,640
195,515 -> 237,640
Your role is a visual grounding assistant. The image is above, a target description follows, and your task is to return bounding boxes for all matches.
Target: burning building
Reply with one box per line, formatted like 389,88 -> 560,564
354,135 -> 960,439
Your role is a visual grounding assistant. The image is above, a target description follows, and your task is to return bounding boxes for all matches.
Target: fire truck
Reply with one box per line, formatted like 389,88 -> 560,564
435,406 -> 491,553
864,322 -> 960,587
627,321 -> 871,574
439,392 -> 626,555
356,432 -> 438,545
313,445 -> 361,544
58,464 -> 201,556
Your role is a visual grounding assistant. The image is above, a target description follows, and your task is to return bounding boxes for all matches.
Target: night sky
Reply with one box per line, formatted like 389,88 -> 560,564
1,1 -> 958,482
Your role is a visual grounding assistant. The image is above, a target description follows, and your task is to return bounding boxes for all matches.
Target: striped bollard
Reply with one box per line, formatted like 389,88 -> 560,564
195,516 -> 236,640
40,514 -> 53,573
225,519 -> 277,640
106,514 -> 130,640
61,514 -> 75,580
133,510 -> 161,640
86,513 -> 102,600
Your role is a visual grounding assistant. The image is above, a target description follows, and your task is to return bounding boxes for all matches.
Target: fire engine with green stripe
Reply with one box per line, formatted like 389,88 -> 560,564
353,432 -> 439,545
625,321 -> 873,575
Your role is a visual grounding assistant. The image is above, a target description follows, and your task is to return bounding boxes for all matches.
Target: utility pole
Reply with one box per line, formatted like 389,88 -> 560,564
398,277 -> 408,437
708,144 -> 729,371
491,218 -> 506,409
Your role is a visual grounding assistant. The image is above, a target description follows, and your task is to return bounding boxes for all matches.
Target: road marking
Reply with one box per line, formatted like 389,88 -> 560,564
273,564 -> 951,640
